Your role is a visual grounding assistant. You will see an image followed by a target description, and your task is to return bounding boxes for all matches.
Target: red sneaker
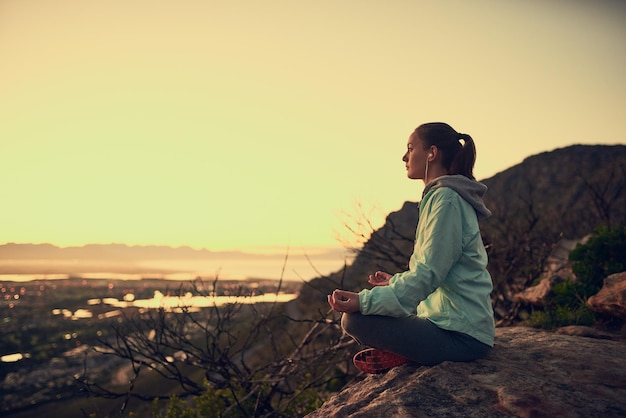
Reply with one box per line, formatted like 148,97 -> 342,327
353,348 -> 409,374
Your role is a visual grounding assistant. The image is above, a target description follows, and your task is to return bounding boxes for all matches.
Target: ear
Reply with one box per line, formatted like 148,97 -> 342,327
427,146 -> 438,162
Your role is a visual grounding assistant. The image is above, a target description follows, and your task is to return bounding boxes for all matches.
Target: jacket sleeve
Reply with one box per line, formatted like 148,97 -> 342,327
359,191 -> 463,317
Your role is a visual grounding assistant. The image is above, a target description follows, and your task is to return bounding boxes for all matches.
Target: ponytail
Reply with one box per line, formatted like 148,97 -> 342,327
415,123 -> 477,180
450,133 -> 476,179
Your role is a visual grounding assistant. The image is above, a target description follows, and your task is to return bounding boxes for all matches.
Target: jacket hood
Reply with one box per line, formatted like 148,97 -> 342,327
423,175 -> 492,219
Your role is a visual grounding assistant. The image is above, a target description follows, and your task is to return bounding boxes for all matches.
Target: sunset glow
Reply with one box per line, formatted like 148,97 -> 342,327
1,0 -> 624,253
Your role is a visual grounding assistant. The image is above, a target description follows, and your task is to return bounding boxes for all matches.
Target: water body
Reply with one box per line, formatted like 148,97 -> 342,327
2,291 -> 298,363
96,290 -> 298,311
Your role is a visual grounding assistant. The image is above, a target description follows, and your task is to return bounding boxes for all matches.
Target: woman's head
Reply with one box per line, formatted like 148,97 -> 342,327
412,122 -> 477,180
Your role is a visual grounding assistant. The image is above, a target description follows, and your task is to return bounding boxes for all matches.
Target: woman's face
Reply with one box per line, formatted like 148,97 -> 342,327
402,133 -> 429,180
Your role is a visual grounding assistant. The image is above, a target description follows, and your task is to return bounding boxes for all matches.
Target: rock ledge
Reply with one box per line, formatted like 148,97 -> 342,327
306,327 -> 626,417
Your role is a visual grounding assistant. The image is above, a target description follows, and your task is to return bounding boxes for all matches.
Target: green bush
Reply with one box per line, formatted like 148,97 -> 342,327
526,310 -> 552,329
569,225 -> 626,297
551,279 -> 586,309
527,304 -> 595,329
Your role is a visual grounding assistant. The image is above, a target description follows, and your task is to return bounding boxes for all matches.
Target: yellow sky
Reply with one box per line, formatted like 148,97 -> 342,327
1,0 -> 625,253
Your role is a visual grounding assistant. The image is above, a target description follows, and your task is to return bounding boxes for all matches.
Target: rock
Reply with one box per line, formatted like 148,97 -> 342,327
306,327 -> 626,418
588,272 -> 626,320
555,325 -> 615,340
513,238 -> 583,307
513,275 -> 555,306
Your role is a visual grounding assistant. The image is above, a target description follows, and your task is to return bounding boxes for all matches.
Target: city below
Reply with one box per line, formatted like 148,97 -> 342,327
0,276 -> 302,415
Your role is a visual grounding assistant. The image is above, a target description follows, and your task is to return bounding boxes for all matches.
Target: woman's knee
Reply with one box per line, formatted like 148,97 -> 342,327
341,312 -> 365,341
341,312 -> 355,334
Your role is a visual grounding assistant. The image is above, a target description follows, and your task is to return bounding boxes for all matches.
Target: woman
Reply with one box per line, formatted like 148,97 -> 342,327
328,122 -> 495,374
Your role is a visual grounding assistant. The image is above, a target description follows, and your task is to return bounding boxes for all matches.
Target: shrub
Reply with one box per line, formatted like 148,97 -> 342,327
526,304 -> 595,329
569,225 -> 626,297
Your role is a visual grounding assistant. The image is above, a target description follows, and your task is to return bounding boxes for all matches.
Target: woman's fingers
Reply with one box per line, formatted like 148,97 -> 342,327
369,271 -> 391,286
368,273 -> 381,284
333,289 -> 350,301
328,290 -> 359,313
327,290 -> 344,309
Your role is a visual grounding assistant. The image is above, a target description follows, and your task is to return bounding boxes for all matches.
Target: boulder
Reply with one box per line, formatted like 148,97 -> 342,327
588,272 -> 626,320
513,238 -> 581,307
306,327 -> 626,417
513,275 -> 555,306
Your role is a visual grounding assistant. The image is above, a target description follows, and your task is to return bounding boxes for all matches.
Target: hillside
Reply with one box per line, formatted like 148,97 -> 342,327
480,144 -> 626,261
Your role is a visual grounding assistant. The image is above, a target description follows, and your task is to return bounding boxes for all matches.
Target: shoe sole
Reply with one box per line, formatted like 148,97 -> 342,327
353,348 -> 409,374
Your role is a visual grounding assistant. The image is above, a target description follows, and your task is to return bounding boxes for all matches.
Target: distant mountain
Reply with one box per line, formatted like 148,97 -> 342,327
0,243 -> 347,261
0,243 -> 214,260
0,243 -> 351,277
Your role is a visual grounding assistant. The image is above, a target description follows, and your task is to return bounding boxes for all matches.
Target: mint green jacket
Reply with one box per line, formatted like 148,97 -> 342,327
359,176 -> 495,346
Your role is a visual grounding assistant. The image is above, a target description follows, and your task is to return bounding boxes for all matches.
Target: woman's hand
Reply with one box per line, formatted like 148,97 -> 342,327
368,271 -> 392,286
327,290 -> 360,314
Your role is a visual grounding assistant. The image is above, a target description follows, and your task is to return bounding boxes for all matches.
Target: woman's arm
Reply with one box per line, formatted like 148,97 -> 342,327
359,191 -> 464,316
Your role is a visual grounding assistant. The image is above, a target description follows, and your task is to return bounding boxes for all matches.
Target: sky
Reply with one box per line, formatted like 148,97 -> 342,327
1,0 -> 625,255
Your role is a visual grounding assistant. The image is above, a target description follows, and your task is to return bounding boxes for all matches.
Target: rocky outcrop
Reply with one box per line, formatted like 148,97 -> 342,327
306,327 -> 626,418
588,272 -> 626,320
514,269 -> 626,325
513,238 -> 581,307
513,275 -> 558,306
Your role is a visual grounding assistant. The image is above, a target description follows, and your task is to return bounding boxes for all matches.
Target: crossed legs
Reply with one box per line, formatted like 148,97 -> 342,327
342,312 -> 490,366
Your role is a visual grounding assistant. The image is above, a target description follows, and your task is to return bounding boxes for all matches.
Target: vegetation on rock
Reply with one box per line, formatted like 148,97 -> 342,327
528,225 -> 626,329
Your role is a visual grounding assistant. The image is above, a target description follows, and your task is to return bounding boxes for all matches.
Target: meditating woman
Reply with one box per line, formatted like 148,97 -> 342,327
328,122 -> 495,373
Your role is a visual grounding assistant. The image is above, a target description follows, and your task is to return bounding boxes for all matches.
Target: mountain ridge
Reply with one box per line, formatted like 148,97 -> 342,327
0,242 -> 348,261
0,242 -> 215,260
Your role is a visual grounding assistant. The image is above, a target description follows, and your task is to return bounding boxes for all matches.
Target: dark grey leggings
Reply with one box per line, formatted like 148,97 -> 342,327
342,312 -> 490,366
